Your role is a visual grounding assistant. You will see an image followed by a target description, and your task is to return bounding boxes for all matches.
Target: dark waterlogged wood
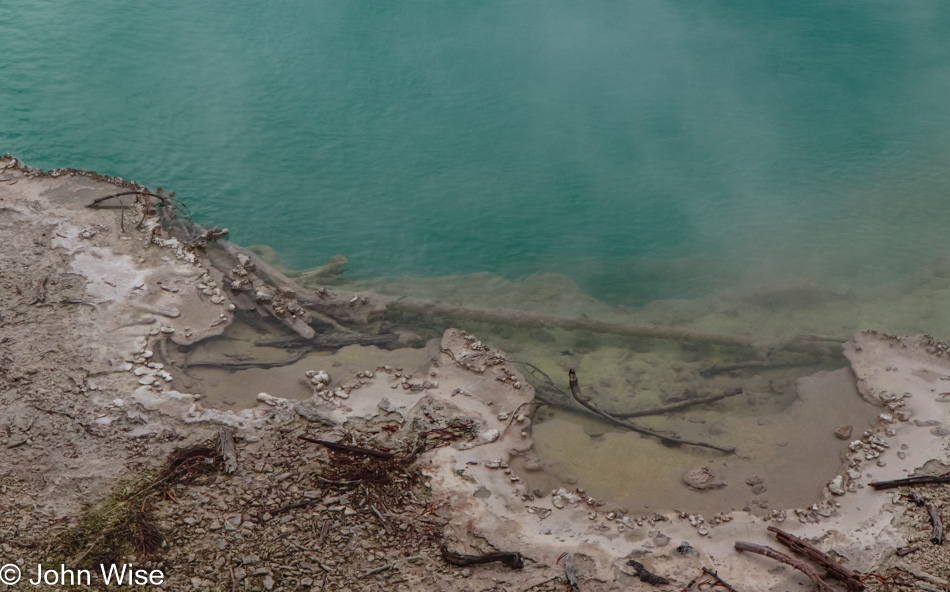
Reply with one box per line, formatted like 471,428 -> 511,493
734,541 -> 835,592
254,332 -> 399,351
626,559 -> 670,585
440,546 -> 524,569
389,298 -> 845,357
611,388 -> 743,419
568,370 -> 736,454
869,475 -> 950,490
699,357 -> 820,377
768,527 -> 865,591
909,491 -> 945,545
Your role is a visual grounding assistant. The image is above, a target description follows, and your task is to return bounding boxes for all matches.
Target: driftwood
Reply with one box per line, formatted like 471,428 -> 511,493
908,491 -> 944,545
185,349 -> 308,371
568,370 -> 736,454
612,388 -> 743,419
218,427 -> 238,474
734,541 -> 835,592
255,332 -> 399,351
86,189 -> 171,209
298,435 -> 395,460
768,526 -> 865,592
626,559 -> 670,585
869,475 -> 950,490
390,299 -> 845,357
440,546 -> 524,569
521,361 -> 742,424
699,357 -> 820,377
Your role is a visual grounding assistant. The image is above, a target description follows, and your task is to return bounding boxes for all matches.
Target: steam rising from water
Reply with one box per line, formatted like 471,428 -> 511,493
2,1 -> 950,308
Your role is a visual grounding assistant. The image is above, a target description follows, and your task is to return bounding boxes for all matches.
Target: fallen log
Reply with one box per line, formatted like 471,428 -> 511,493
255,332 -> 399,351
390,299 -> 845,357
734,541 -> 835,592
185,349 -> 309,371
869,475 -> 950,490
568,370 -> 736,455
612,388 -> 743,419
768,527 -> 865,591
699,357 -> 820,377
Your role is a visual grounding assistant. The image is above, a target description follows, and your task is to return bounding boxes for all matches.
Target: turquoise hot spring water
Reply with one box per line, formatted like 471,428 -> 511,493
3,1 -> 950,336
6,0 -> 950,510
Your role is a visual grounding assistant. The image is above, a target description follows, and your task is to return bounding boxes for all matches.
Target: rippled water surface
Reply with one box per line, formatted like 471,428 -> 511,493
3,1 -> 950,314
10,2 -> 950,510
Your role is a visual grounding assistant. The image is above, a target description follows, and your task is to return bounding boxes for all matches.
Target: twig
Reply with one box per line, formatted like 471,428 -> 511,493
626,559 -> 670,585
371,505 -> 393,536
271,498 -> 323,516
612,388 -> 744,419
896,545 -> 920,557
317,518 -> 331,548
568,370 -> 736,454
702,567 -> 739,592
440,546 -> 524,569
734,541 -> 835,592
908,491 -> 944,545
768,527 -> 865,591
29,403 -> 100,437
315,475 -> 364,486
365,564 -> 393,576
869,476 -> 950,490
298,435 -> 395,460
86,190 -> 170,208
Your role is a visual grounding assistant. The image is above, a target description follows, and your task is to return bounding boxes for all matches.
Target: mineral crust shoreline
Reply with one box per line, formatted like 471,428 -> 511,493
1,155 -> 949,591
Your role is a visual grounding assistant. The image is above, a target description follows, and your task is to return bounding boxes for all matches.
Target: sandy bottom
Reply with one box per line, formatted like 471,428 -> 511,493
524,367 -> 879,514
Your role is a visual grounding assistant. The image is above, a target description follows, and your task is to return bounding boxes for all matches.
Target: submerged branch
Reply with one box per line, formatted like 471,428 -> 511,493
390,299 -> 845,357
568,370 -> 736,454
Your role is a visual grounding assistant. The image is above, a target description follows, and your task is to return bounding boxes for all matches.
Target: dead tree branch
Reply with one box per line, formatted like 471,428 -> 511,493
568,370 -> 736,454
869,475 -> 950,490
908,491 -> 944,545
734,541 -> 835,592
768,527 -> 865,591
